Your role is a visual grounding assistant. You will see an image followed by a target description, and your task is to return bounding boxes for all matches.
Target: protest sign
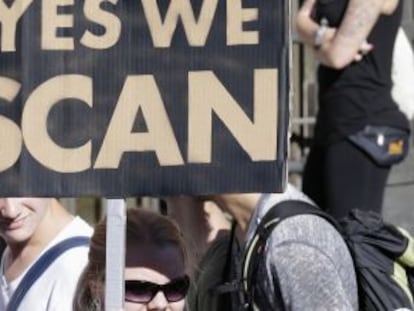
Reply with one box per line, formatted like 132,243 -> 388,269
0,0 -> 291,196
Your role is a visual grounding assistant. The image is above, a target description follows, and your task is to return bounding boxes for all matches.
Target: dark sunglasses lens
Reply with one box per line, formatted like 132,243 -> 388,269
163,276 -> 190,302
125,281 -> 154,303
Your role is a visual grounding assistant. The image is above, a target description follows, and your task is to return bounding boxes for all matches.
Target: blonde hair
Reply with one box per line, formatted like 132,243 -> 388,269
73,208 -> 187,311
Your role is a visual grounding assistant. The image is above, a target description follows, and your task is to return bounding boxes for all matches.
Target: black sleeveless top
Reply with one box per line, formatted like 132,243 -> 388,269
314,0 -> 410,144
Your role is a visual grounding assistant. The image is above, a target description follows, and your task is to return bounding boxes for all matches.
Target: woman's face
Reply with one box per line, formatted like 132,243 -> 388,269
124,243 -> 187,311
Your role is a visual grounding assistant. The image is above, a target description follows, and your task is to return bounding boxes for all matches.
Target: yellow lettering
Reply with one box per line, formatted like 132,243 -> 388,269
94,75 -> 183,168
42,0 -> 74,50
142,0 -> 218,47
188,69 -> 278,163
0,0 -> 34,52
22,75 -> 92,172
0,77 -> 22,171
80,0 -> 121,49
227,0 -> 259,45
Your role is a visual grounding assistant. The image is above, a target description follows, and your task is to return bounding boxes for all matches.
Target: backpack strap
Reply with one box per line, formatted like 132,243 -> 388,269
210,220 -> 250,310
213,219 -> 240,295
242,200 -> 338,309
7,236 -> 90,311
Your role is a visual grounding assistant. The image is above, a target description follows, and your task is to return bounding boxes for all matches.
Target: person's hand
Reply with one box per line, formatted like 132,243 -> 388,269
315,27 -> 336,66
323,27 -> 336,42
354,40 -> 374,61
317,34 -> 373,67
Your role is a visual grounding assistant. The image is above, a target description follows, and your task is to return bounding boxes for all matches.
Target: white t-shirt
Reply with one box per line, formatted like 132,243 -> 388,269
0,216 -> 93,311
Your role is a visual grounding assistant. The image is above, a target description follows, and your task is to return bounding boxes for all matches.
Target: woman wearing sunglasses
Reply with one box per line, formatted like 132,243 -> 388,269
73,208 -> 189,310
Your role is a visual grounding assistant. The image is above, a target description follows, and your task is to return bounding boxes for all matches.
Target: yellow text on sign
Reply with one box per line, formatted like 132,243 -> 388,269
0,69 -> 278,173
0,0 -> 259,52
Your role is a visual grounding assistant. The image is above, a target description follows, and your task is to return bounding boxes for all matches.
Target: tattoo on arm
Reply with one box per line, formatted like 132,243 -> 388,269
338,0 -> 382,38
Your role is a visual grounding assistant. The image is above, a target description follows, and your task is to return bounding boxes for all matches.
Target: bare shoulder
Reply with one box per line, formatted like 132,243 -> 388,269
381,0 -> 399,15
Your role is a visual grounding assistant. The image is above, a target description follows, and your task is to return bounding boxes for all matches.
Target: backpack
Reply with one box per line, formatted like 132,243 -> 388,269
216,221 -> 246,310
240,200 -> 414,311
186,231 -> 240,311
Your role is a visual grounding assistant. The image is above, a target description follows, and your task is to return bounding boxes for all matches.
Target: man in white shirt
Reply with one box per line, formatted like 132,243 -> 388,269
0,198 -> 93,311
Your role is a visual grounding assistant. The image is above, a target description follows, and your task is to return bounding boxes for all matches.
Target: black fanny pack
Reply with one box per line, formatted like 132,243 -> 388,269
347,125 -> 410,166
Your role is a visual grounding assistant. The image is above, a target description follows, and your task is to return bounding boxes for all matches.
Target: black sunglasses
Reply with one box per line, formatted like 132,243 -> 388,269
125,275 -> 190,303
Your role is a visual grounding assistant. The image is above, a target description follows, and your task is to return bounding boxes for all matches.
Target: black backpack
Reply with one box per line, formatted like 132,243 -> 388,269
216,200 -> 414,311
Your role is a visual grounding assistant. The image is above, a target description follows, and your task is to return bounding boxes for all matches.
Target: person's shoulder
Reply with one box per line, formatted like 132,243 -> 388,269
254,184 -> 314,220
44,233 -> 90,279
263,209 -> 346,262
271,213 -> 340,243
266,213 -> 355,277
265,186 -> 337,241
269,185 -> 333,229
45,216 -> 92,272
26,241 -> 89,311
247,185 -> 318,242
67,216 -> 94,237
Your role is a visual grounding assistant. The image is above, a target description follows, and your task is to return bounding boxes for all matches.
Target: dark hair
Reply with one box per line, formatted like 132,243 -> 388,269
73,208 -> 187,311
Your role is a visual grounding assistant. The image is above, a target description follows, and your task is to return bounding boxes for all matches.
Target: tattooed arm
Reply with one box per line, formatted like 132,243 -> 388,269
320,0 -> 385,68
296,0 -> 336,46
296,0 -> 389,69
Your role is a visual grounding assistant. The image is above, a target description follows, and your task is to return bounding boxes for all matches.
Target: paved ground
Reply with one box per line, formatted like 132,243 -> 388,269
383,122 -> 414,233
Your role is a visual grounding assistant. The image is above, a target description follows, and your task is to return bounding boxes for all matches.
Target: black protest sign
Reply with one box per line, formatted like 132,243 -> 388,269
0,0 -> 290,196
